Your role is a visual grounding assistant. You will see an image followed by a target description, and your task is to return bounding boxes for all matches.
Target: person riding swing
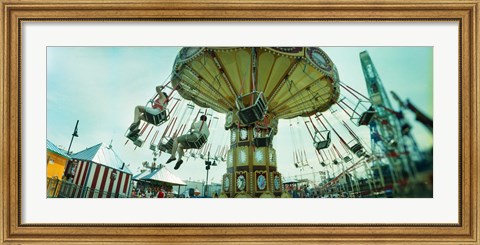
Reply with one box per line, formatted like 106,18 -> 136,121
127,85 -> 168,138
166,115 -> 210,170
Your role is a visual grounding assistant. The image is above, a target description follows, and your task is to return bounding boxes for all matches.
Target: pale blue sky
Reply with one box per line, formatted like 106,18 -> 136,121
47,47 -> 433,183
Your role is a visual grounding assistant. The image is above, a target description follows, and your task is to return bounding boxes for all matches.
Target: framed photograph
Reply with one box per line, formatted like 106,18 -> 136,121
1,0 -> 478,244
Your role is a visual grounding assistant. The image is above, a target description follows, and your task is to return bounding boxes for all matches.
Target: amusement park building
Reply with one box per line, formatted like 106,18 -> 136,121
177,180 -> 222,197
65,143 -> 133,198
46,139 -> 70,179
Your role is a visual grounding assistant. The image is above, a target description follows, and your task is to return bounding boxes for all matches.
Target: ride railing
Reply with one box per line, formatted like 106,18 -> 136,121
47,177 -> 128,198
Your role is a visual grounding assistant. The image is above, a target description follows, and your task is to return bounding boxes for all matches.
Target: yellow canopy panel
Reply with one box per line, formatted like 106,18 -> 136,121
171,47 -> 340,119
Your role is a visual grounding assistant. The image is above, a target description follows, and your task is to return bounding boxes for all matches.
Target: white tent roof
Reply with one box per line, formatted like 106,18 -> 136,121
283,178 -> 299,184
140,165 -> 186,186
132,170 -> 150,180
71,143 -> 132,174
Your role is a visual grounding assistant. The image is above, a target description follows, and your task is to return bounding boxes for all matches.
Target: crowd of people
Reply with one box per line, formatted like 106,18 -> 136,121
130,186 -> 175,198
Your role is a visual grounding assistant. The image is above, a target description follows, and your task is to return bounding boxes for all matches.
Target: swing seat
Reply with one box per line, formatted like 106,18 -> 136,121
144,110 -> 168,126
355,149 -> 366,158
349,143 -> 366,158
254,136 -> 272,147
149,144 -> 157,151
236,91 -> 268,125
158,138 -> 174,154
333,159 -> 339,165
132,138 -> 144,147
320,162 -> 326,167
350,101 -> 374,126
182,134 -> 207,149
313,130 -> 331,150
343,156 -> 352,163
125,129 -> 144,147
253,129 -> 273,147
358,106 -> 375,126
126,129 -> 140,140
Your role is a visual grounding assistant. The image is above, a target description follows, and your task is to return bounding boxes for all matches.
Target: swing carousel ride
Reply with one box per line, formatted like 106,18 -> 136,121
126,47 -> 433,198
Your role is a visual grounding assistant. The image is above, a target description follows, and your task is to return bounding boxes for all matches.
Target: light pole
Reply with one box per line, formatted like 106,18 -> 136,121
204,152 -> 217,197
310,166 -> 316,186
67,120 -> 79,155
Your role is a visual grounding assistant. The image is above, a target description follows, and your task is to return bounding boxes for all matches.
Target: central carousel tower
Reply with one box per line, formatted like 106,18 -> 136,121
171,47 -> 340,197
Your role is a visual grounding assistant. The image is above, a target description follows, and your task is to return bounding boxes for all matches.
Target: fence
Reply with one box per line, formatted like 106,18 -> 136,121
47,177 -> 128,198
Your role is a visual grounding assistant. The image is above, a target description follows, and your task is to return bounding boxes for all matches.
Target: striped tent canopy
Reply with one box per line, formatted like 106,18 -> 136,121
71,143 -> 132,175
140,166 -> 186,186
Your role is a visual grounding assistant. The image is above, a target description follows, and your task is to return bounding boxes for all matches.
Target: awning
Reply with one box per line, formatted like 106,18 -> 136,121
132,171 -> 150,181
140,166 -> 186,186
283,178 -> 299,184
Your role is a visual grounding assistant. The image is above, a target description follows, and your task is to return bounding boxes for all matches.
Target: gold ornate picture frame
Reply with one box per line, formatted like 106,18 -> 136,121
1,0 -> 478,244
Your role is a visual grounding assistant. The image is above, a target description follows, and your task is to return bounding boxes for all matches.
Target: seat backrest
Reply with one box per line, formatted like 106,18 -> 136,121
355,149 -> 366,158
236,91 -> 268,125
350,143 -> 363,153
314,131 -> 331,150
183,134 -> 207,149
158,138 -> 174,153
145,110 -> 168,126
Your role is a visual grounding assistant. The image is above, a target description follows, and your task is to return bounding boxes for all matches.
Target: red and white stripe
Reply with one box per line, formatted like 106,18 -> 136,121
72,160 -> 132,198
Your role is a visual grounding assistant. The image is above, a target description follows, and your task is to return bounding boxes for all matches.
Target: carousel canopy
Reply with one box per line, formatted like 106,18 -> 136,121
140,166 -> 187,186
71,143 -> 132,174
171,47 -> 340,119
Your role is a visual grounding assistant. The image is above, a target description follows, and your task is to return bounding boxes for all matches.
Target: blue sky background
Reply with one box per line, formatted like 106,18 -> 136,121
47,47 -> 433,184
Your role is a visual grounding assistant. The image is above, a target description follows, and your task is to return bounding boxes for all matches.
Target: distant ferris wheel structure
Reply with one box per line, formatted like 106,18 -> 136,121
358,51 -> 425,192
